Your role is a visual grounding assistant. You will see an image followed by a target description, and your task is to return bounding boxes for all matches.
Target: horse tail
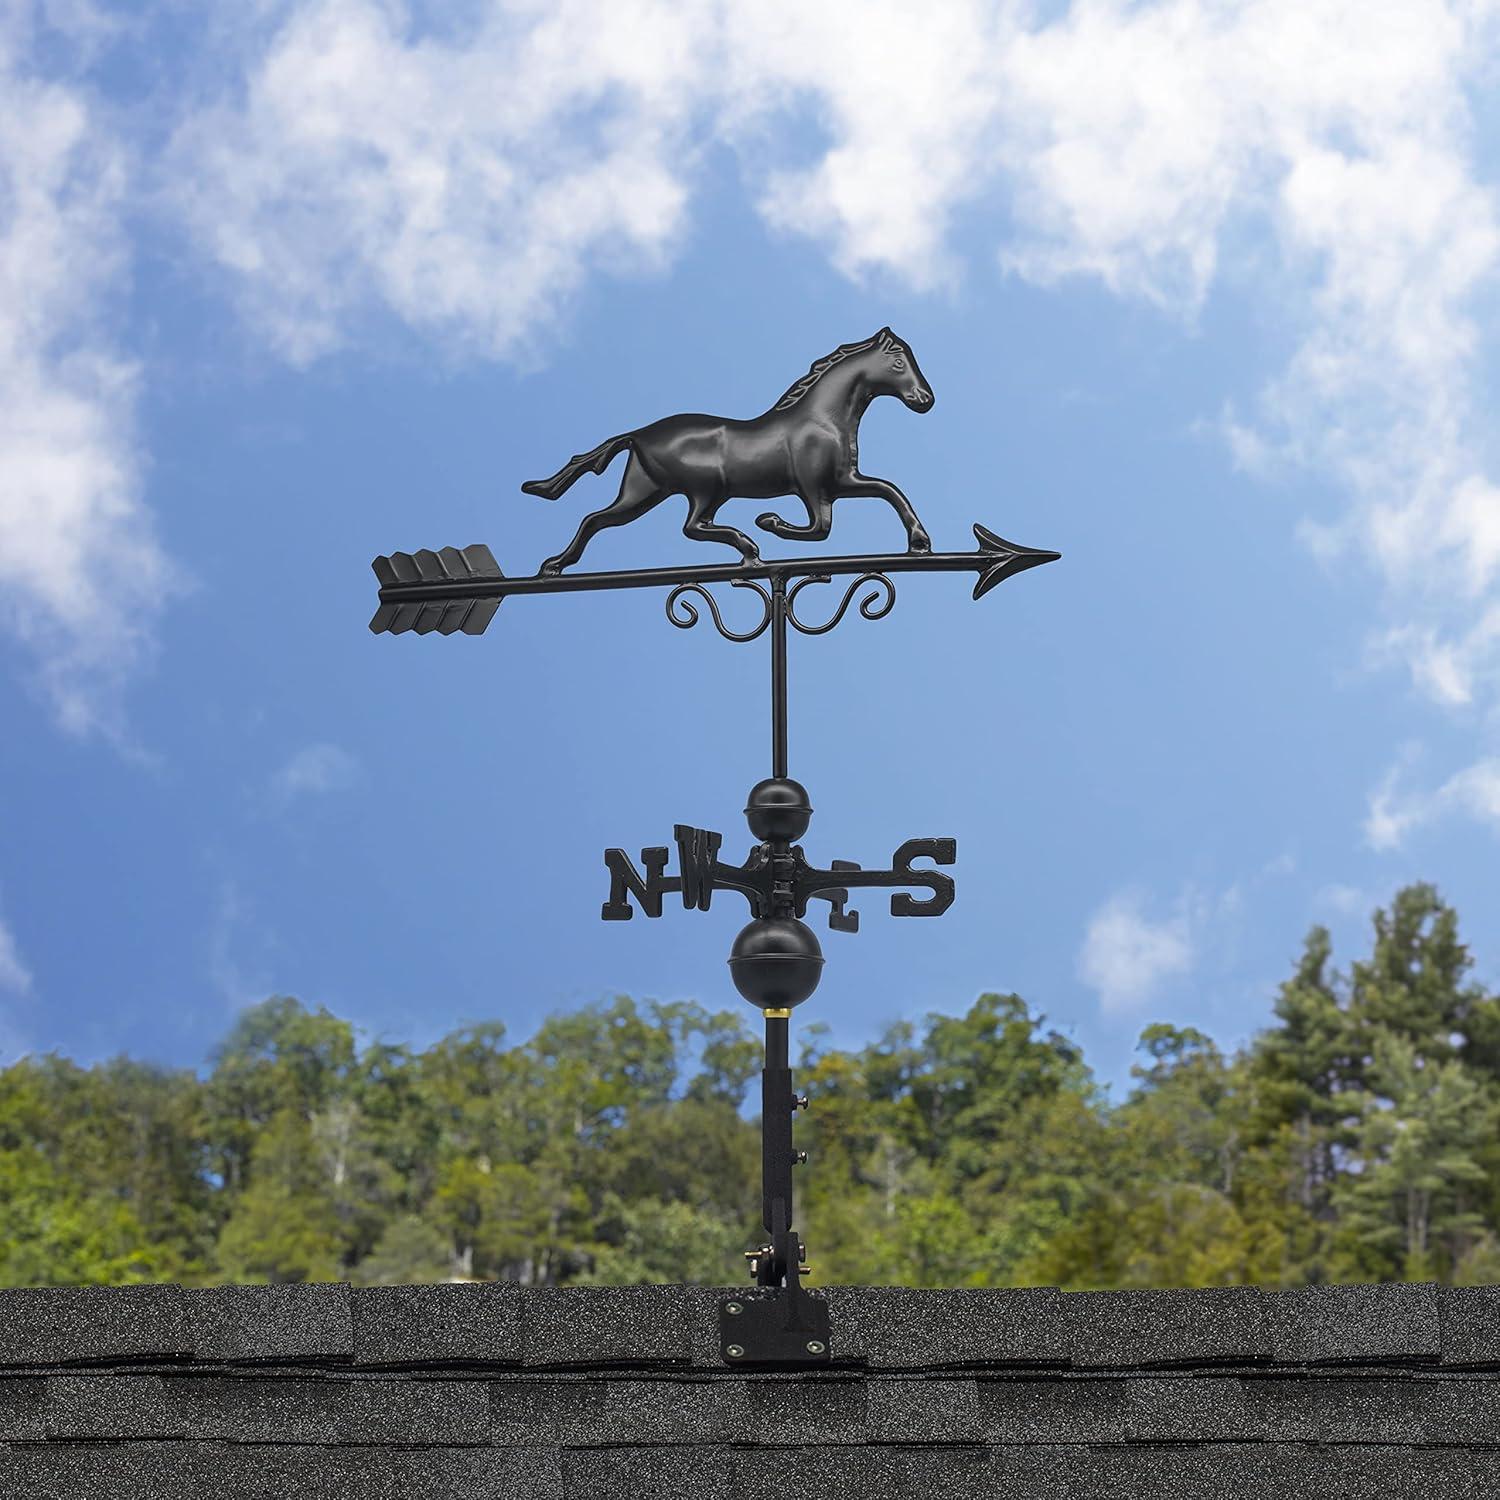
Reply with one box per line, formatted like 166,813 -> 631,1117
520,433 -> 632,500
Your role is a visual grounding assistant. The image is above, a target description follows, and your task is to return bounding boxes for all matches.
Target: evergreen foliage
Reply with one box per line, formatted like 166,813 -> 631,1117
2,884 -> 1498,1289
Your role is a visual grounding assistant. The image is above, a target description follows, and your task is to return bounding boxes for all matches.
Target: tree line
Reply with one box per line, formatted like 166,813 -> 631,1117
3,883 -> 1499,1289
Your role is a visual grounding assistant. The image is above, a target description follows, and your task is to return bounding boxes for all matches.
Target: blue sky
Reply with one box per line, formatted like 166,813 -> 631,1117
3,0 -> 1500,1091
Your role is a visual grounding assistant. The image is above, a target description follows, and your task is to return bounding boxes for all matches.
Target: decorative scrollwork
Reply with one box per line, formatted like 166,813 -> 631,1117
665,578 -> 773,642
785,573 -> 896,636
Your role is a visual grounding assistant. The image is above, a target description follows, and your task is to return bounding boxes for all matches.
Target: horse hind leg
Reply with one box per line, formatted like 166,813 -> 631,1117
540,454 -> 666,574
683,494 -> 761,562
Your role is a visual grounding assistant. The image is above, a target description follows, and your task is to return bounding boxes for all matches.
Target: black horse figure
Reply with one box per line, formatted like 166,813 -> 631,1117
523,329 -> 935,574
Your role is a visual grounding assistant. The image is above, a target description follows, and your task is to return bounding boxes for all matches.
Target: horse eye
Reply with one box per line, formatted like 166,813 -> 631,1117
892,358 -> 906,371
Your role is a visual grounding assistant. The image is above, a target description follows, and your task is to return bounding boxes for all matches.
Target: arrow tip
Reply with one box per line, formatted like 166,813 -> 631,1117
972,523 -> 1061,600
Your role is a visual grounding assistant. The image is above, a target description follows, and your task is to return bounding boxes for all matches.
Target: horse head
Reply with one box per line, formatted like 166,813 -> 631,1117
868,327 -> 934,412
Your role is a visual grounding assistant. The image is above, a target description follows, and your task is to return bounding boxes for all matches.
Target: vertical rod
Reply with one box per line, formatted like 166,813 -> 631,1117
760,580 -> 798,1286
760,1012 -> 793,1282
770,576 -> 788,780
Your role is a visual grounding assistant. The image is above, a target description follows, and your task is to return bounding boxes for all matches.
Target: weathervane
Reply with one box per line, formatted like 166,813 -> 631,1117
369,329 -> 1058,1365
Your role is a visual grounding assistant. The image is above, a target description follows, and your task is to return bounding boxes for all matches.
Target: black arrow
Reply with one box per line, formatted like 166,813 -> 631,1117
369,525 -> 1059,635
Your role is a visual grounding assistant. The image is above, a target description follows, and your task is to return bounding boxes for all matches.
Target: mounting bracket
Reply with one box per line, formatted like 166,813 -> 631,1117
718,1289 -> 832,1367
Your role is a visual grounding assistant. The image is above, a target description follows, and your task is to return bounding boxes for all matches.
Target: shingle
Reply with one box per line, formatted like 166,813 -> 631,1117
0,1379 -> 47,1441
1052,1443 -> 1477,1500
0,1438 -> 563,1500
865,1374 -> 980,1444
739,1373 -> 866,1445
521,1286 -> 688,1367
164,1375 -> 346,1444
333,1443 -> 562,1500
351,1282 -> 521,1367
683,1285 -> 750,1367
1124,1375 -> 1262,1442
1254,1444 -> 1500,1500
187,1284 -> 352,1364
976,1375 -> 1126,1444
597,1376 -> 739,1445
1418,1375 -> 1500,1446
728,1443 -> 1005,1500
822,1287 -> 1067,1368
0,1286 -> 192,1367
1240,1376 -> 1428,1444
1263,1283 -> 1439,1366
1062,1443 -> 1273,1500
489,1375 -> 609,1446
171,1373 -> 487,1448
562,1443 -> 733,1500
42,1375 -> 185,1441
339,1376 -> 490,1444
1441,1285 -> 1500,1366
0,1439 -> 221,1500
1063,1287 -> 1268,1368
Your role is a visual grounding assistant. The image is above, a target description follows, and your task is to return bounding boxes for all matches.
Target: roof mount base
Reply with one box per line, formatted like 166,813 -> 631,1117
719,1289 -> 831,1367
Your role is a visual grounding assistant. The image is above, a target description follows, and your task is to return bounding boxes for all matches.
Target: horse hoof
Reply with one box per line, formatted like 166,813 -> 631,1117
755,513 -> 785,535
909,536 -> 932,555
539,558 -> 565,576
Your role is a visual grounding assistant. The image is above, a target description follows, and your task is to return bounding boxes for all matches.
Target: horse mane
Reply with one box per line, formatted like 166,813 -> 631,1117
771,334 -> 881,412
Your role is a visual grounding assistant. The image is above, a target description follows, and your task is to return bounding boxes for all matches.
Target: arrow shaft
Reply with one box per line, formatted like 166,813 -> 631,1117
376,548 -> 981,604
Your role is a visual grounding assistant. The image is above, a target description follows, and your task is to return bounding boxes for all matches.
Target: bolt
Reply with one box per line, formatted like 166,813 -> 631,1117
726,1344 -> 745,1359
793,1094 -> 809,1112
725,1301 -> 743,1316
793,1150 -> 807,1164
805,1340 -> 826,1355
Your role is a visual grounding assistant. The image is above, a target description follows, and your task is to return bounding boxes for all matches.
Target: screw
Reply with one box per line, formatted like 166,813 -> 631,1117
805,1340 -> 826,1355
726,1344 -> 745,1359
725,1301 -> 743,1316
793,1150 -> 807,1164
793,1094 -> 809,1112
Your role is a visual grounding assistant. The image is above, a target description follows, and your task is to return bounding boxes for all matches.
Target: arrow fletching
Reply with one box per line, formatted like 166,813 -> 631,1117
369,544 -> 504,635
971,523 -> 1061,600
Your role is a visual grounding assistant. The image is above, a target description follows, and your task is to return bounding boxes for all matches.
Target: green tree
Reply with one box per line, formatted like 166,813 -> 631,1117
216,1109 -> 342,1283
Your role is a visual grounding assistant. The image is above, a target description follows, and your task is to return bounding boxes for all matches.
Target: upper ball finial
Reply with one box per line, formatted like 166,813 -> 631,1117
745,778 -> 813,841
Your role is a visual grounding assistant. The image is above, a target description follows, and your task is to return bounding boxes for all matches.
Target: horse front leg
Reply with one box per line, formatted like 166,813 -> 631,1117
756,492 -> 834,542
837,473 -> 931,553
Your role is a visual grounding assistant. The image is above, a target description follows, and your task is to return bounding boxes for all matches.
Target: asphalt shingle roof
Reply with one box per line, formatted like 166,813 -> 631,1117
0,1281 -> 1497,1497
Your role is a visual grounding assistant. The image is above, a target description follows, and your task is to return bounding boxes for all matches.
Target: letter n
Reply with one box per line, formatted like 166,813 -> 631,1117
602,846 -> 671,920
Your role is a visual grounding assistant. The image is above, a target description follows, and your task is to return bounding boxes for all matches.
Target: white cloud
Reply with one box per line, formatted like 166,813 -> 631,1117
0,911 -> 33,996
270,741 -> 361,801
1367,755 -> 1500,848
167,0 -> 709,364
0,7 -> 171,735
207,878 -> 276,1012
1316,882 -> 1371,917
1078,889 -> 1194,1013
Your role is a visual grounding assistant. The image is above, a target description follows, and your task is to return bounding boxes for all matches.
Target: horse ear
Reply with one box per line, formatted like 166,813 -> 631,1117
876,326 -> 894,347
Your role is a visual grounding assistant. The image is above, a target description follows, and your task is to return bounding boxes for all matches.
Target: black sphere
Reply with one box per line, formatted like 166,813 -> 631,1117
745,777 -> 812,841
728,917 -> 824,1010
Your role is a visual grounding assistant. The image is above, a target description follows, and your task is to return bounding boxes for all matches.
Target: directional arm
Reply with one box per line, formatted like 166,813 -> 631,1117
793,838 -> 956,920
601,827 -> 956,930
369,524 -> 1059,635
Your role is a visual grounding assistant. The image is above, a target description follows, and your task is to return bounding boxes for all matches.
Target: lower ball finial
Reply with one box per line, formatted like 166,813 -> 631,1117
728,917 -> 824,1010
